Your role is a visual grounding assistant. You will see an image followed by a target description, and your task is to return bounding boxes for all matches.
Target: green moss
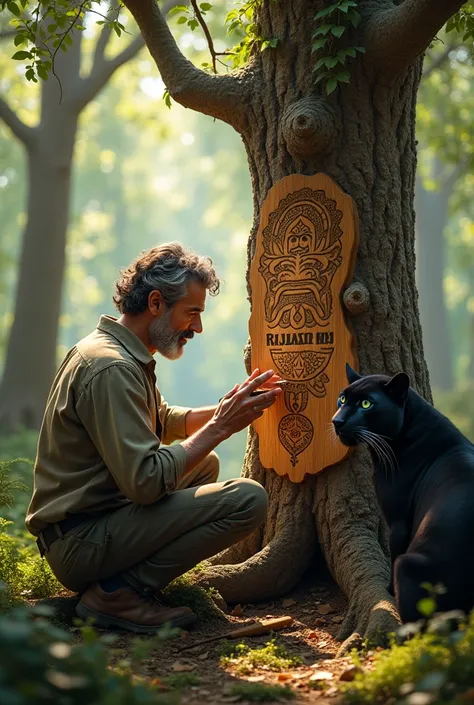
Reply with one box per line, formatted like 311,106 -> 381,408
220,639 -> 302,675
163,672 -> 201,689
230,682 -> 295,701
161,571 -> 225,621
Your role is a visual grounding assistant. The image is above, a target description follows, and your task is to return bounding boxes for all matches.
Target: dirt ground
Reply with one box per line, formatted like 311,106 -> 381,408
69,570 -> 376,705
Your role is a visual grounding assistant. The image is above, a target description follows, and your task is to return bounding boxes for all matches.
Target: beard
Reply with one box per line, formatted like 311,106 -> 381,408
148,308 -> 194,360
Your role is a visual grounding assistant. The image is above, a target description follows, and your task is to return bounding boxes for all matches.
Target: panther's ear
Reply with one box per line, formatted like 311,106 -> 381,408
384,372 -> 410,403
346,363 -> 361,384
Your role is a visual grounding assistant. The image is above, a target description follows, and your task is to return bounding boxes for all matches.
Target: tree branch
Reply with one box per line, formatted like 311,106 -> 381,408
364,0 -> 466,80
0,96 -> 36,148
75,0 -> 185,111
121,0 -> 248,130
75,33 -> 146,109
189,0 -> 217,72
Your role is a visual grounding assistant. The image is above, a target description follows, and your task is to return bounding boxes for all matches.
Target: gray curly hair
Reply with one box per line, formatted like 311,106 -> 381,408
113,242 -> 220,314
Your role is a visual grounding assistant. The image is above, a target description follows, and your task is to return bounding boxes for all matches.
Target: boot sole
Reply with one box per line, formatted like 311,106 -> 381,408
75,602 -> 198,634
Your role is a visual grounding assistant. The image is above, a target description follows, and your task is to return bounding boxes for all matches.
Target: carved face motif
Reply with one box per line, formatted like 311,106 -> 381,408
259,193 -> 343,329
285,218 -> 314,255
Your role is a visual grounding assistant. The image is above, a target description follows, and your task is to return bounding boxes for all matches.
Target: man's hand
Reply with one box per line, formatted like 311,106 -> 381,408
211,369 -> 283,441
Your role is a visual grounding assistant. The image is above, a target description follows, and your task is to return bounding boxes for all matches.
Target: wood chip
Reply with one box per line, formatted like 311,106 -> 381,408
171,661 -> 196,672
247,675 -> 266,682
282,598 -> 297,608
332,615 -> 344,623
339,666 -> 363,682
317,604 -> 333,615
231,604 -> 244,617
314,617 -> 326,626
310,671 -> 334,681
277,673 -> 293,681
198,651 -> 210,661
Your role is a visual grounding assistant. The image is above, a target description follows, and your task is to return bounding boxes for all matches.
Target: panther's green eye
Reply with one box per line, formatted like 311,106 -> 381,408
339,395 -> 346,404
361,399 -> 371,409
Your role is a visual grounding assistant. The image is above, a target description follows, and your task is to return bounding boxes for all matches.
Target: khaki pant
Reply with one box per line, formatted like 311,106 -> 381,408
44,453 -> 268,594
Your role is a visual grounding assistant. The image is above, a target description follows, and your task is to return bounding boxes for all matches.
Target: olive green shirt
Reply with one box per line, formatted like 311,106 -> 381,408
26,316 -> 191,536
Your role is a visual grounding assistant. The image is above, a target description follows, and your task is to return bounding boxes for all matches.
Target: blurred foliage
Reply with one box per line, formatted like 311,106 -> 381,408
0,456 -> 60,608
341,609 -> 474,704
0,599 -> 177,704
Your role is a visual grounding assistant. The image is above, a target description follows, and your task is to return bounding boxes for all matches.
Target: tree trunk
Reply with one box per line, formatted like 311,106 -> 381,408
415,162 -> 454,391
0,41 -> 81,432
188,0 -> 430,649
0,42 -> 81,432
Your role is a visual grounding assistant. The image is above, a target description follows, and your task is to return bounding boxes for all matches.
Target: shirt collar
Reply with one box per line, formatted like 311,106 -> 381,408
97,315 -> 156,370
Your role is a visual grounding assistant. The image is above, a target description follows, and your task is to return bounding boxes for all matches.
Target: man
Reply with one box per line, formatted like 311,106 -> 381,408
26,243 -> 282,634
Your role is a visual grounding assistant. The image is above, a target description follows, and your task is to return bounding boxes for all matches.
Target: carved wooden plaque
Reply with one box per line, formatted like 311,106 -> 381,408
249,174 -> 359,482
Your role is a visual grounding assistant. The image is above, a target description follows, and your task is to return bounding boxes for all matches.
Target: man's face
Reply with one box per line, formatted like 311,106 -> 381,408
149,279 -> 206,360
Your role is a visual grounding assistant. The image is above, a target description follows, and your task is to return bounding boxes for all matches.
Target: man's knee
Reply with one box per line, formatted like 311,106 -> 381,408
206,450 -> 220,483
232,478 -> 268,528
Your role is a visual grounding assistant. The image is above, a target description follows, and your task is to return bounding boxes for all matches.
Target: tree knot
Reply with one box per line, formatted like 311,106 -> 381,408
282,97 -> 335,159
343,282 -> 370,316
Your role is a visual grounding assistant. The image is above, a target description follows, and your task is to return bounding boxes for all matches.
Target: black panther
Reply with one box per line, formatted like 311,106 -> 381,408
332,364 -> 474,624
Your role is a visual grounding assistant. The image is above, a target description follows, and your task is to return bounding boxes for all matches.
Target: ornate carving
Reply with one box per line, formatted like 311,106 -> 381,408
279,414 -> 314,467
259,188 -> 343,330
249,173 -> 359,480
270,348 -> 333,382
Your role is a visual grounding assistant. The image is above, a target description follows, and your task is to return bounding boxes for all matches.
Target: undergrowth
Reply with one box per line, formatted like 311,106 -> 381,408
219,638 -> 302,675
341,611 -> 474,704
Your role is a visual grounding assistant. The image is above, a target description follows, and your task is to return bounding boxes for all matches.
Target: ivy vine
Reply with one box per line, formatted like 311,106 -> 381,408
311,0 -> 365,95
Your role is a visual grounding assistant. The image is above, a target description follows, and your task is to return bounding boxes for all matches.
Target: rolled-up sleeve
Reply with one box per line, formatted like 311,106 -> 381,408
157,390 -> 191,445
76,363 -> 187,504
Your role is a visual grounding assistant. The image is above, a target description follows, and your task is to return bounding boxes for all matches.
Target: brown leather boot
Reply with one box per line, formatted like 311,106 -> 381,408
75,583 -> 197,633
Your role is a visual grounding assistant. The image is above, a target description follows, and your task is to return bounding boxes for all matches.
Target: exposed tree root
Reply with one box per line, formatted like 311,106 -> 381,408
191,526 -> 316,603
315,446 -> 400,648
192,469 -> 318,603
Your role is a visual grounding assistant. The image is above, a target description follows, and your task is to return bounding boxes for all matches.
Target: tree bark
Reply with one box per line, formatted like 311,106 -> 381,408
415,164 -> 454,391
119,0 -> 453,648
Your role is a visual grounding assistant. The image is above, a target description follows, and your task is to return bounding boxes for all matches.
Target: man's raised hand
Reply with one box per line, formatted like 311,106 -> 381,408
212,369 -> 283,440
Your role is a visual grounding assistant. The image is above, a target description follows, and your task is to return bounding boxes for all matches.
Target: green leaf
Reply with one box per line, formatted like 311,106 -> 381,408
331,25 -> 346,38
169,4 -> 188,13
269,37 -> 279,48
188,18 -> 199,30
313,24 -> 333,37
334,69 -> 350,82
7,1 -> 21,17
113,24 -> 121,36
314,3 -> 338,20
13,32 -> 26,46
311,37 -> 329,50
313,57 -> 331,71
177,15 -> 187,24
11,50 -> 31,60
326,56 -> 339,69
200,2 -> 212,10
355,46 -> 366,54
417,597 -> 436,617
326,77 -> 338,95
347,9 -> 361,27
37,65 -> 48,80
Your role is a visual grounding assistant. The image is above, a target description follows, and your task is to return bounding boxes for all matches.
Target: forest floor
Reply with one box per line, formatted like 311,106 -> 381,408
37,568 -> 379,705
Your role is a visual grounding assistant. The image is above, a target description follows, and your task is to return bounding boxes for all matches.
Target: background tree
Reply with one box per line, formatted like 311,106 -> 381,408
0,4 -> 149,431
415,38 -> 474,391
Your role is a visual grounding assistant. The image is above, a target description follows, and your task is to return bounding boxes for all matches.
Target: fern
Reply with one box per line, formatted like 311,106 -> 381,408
0,459 -> 29,509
